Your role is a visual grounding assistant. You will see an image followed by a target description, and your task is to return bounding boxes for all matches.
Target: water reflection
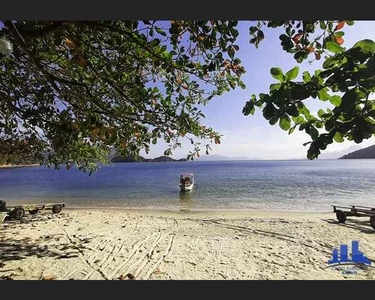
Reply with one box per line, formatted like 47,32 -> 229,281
179,191 -> 193,210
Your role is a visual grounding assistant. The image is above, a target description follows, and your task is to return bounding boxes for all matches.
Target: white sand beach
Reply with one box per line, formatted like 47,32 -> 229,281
1,208 -> 374,280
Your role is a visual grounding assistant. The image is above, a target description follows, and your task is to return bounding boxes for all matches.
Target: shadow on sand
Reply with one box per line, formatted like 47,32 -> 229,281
322,218 -> 375,234
0,216 -> 89,279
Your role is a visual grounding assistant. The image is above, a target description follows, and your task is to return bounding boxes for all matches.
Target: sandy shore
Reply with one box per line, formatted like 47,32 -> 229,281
1,208 -> 374,280
0,164 -> 39,169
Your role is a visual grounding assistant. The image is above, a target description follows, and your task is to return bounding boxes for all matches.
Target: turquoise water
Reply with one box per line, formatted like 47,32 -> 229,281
0,160 -> 375,211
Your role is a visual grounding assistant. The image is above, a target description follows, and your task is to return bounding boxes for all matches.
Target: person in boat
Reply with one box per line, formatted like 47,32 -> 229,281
180,176 -> 185,185
184,177 -> 190,185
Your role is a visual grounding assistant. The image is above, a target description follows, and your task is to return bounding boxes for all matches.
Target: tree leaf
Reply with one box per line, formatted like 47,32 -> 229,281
334,21 -> 345,31
285,66 -> 299,81
317,89 -> 331,101
320,21 -> 327,30
322,57 -> 335,69
345,20 -> 355,26
257,30 -> 264,41
287,104 -> 299,117
288,125 -> 296,135
249,26 -> 258,35
335,36 -> 344,45
330,95 -> 342,107
297,103 -> 310,116
292,33 -> 303,43
295,116 -> 304,124
279,114 -> 291,131
269,116 -> 279,125
307,126 -> 319,140
303,71 -> 311,83
352,39 -> 375,53
64,39 -> 75,50
263,103 -> 276,120
155,27 -> 167,37
325,41 -> 344,53
340,89 -> 358,112
270,67 -> 285,82
270,83 -> 282,92
334,132 -> 344,143
335,31 -> 345,38
242,101 -> 255,116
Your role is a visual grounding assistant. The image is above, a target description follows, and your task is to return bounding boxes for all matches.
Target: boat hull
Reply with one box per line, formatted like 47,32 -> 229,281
180,183 -> 194,191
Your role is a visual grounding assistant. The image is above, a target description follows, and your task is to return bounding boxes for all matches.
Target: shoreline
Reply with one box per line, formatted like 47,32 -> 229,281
1,203 -> 334,215
0,164 -> 39,169
64,206 -> 333,216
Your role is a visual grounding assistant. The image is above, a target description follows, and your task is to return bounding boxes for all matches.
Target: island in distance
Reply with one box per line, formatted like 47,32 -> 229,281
340,144 -> 375,159
111,154 -> 188,163
110,153 -> 261,163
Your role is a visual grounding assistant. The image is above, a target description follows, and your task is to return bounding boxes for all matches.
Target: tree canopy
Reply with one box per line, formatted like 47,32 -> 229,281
1,20 -> 374,172
245,21 -> 375,159
0,21 -> 245,172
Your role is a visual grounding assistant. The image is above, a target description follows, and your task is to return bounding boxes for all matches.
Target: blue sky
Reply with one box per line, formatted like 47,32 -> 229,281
145,21 -> 375,159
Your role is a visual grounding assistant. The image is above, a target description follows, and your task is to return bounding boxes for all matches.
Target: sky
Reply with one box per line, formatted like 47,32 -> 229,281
143,21 -> 375,160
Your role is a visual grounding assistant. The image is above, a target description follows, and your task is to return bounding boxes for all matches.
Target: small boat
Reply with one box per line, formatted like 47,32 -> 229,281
179,173 -> 194,192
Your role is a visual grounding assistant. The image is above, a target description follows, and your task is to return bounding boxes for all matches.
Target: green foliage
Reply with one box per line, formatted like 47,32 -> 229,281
325,41 -> 344,53
334,132 -> 344,143
1,20 -> 374,169
247,20 -> 375,160
270,67 -> 284,81
279,115 -> 291,131
285,67 -> 299,81
330,96 -> 342,107
0,137 -> 40,166
352,39 -> 375,53
0,20 -> 245,173
242,95 -> 256,116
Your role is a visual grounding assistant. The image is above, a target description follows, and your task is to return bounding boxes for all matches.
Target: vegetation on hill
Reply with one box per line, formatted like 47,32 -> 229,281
151,156 -> 182,162
111,155 -> 187,163
340,144 -> 375,159
111,154 -> 147,163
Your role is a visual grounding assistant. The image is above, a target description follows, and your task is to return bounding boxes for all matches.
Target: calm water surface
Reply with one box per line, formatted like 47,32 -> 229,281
1,160 -> 375,212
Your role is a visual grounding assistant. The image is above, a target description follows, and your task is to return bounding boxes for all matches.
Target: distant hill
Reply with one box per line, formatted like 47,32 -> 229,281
151,156 -> 186,162
111,154 -> 147,163
318,145 -> 363,159
340,144 -> 375,159
111,155 -> 187,163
